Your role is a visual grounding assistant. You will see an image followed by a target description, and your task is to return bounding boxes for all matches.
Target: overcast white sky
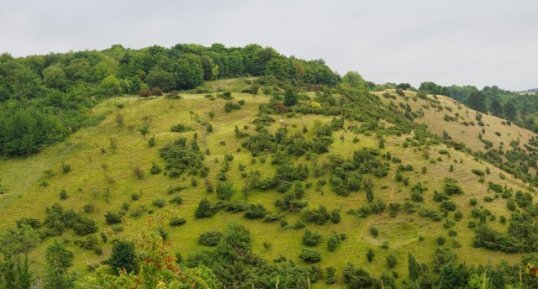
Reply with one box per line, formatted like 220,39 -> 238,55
1,0 -> 537,90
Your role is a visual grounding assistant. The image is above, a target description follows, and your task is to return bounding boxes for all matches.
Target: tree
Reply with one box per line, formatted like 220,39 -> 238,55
100,75 -> 121,96
107,241 -> 138,274
44,241 -> 74,289
342,71 -> 367,91
284,89 -> 298,106
437,263 -> 469,289
175,54 -> 204,89
248,47 -> 277,76
343,264 -> 374,289
265,57 -> 291,80
145,67 -> 176,91
43,65 -> 67,90
467,91 -> 486,112
200,55 -> 219,80
303,60 -> 339,85
504,101 -> 517,121
490,97 -> 503,116
0,105 -> 67,156
0,225 -> 38,289
408,253 -> 422,282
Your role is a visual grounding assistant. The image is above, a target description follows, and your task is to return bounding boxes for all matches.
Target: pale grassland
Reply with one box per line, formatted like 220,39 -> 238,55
376,89 -> 535,153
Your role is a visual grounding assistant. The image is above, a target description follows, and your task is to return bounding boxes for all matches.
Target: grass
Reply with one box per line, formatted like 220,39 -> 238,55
0,79 -> 534,287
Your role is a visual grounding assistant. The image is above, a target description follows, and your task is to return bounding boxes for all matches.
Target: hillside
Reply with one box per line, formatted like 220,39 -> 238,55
1,77 -> 538,288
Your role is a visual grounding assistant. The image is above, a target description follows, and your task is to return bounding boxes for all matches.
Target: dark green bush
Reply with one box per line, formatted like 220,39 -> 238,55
169,217 -> 187,226
299,248 -> 321,263
198,231 -> 223,247
302,230 -> 321,247
243,204 -> 267,219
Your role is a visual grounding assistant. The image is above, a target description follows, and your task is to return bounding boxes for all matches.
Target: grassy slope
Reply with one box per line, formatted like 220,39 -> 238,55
376,89 -> 535,153
0,80 -> 534,287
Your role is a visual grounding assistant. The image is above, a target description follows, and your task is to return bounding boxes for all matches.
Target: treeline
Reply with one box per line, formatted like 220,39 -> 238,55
0,43 -> 340,156
418,81 -> 538,132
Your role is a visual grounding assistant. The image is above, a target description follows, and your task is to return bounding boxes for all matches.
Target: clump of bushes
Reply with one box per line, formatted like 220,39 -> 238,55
170,124 -> 193,133
160,137 -> 207,177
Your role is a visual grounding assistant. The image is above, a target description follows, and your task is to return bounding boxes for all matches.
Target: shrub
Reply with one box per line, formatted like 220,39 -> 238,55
170,124 -> 193,133
302,205 -> 331,225
82,204 -> 95,214
224,101 -> 241,113
440,201 -> 457,212
433,191 -> 449,202
303,230 -> 322,246
366,249 -> 375,262
75,235 -> 98,250
148,136 -> 156,147
152,198 -> 166,208
59,189 -> 68,200
386,254 -> 397,268
73,217 -> 98,236
381,241 -> 389,249
198,231 -> 223,247
325,267 -> 336,284
470,198 -> 478,206
150,163 -> 161,175
104,211 -> 123,225
61,162 -> 72,174
369,227 -> 379,237
327,234 -> 340,252
169,217 -> 187,226
243,204 -> 267,219
472,169 -> 485,176
443,178 -> 464,195
169,196 -> 183,205
133,166 -> 144,180
436,235 -> 446,246
195,199 -> 216,219
330,209 -> 341,224
216,181 -> 236,201
343,264 -> 374,288
159,137 -> 205,178
293,220 -> 305,230
385,203 -> 400,218
299,248 -> 321,263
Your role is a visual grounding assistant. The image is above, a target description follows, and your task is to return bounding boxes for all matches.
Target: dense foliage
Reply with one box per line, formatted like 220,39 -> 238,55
0,44 -> 339,156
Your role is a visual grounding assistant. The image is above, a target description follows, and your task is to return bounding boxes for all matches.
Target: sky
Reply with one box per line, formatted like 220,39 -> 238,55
1,0 -> 537,91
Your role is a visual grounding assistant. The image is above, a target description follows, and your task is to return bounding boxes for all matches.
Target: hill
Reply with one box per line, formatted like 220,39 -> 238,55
2,75 -> 538,288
